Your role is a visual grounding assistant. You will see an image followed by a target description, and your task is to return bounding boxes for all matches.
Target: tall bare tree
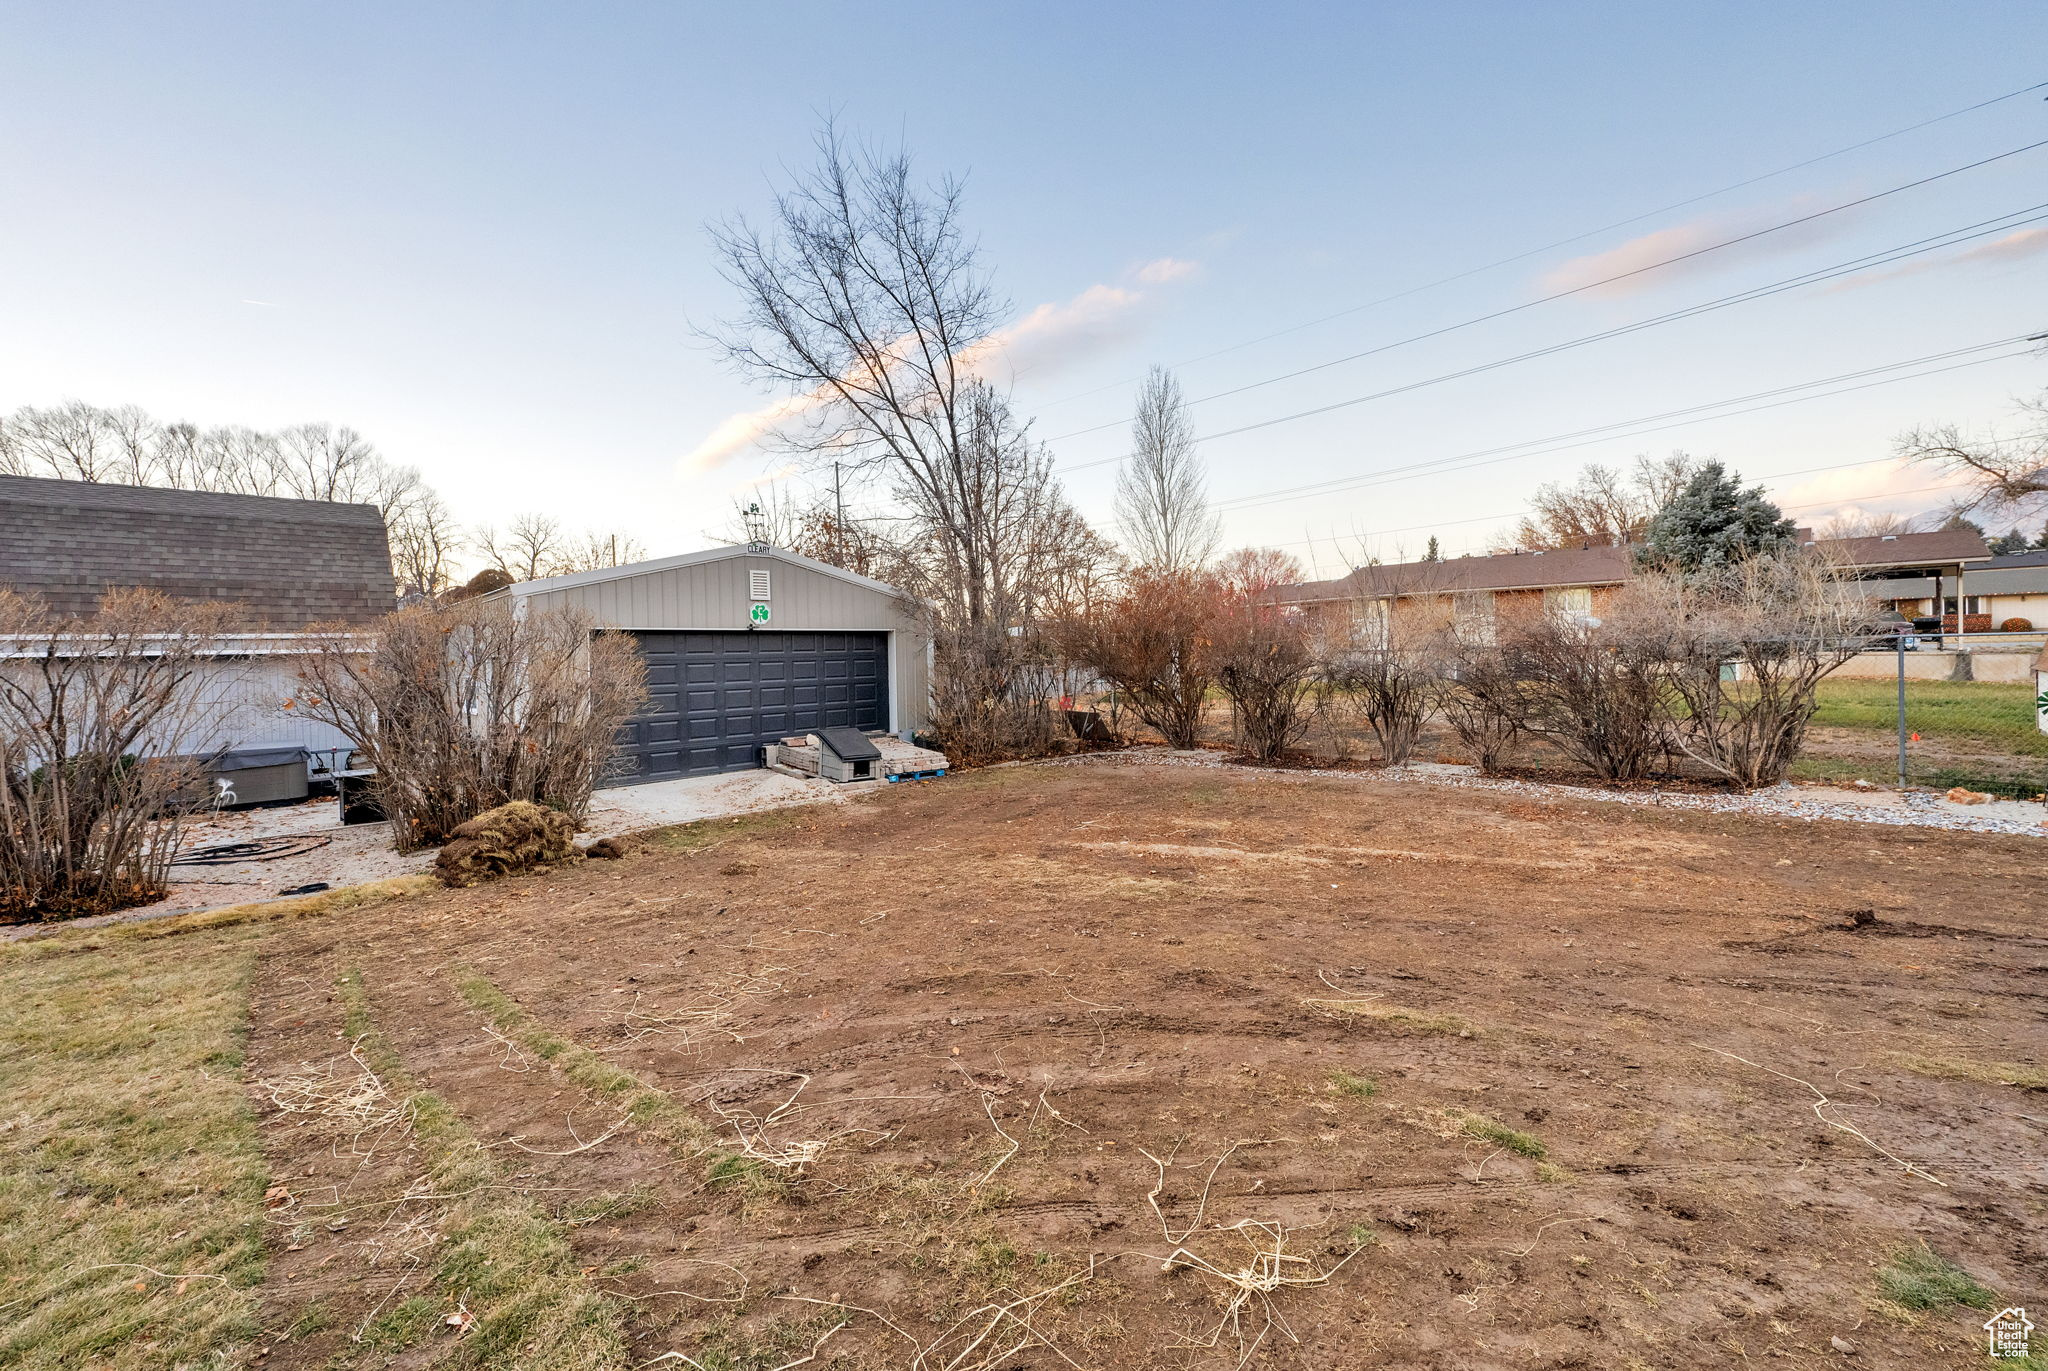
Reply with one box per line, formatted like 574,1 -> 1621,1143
0,402 -> 158,483
705,125 -> 1019,625
1497,452 -> 1702,552
1115,366 -> 1220,571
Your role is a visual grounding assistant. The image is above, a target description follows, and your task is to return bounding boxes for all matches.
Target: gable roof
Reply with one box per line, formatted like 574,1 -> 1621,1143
502,543 -> 918,603
0,472 -> 397,627
1274,528 -> 1996,604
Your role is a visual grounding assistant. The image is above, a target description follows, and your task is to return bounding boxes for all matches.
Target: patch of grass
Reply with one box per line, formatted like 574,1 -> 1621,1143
1327,1070 -> 1379,1098
1874,1243 -> 1997,1312
1343,1223 -> 1378,1248
0,927 -> 268,1370
689,1312 -> 850,1371
1460,1113 -> 1547,1159
452,968 -> 717,1159
1536,1161 -> 1575,1183
646,806 -> 812,853
1897,1055 -> 2048,1091
705,1154 -> 788,1200
1305,997 -> 1478,1037
358,1294 -> 439,1350
283,1298 -> 336,1339
559,1187 -> 658,1226
340,969 -> 629,1371
0,874 -> 437,966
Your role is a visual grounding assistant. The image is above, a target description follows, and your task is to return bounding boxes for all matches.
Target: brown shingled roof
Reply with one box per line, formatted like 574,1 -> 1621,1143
0,473 -> 397,627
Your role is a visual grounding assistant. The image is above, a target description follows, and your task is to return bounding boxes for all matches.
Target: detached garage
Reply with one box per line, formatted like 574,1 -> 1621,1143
501,545 -> 931,783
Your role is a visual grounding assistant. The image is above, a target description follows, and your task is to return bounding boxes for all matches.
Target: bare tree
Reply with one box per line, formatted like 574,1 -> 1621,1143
1496,452 -> 1702,552
0,589 -> 234,921
389,491 -> 462,596
1897,390 -> 2048,508
1214,546 -> 1306,596
1816,509 -> 1924,539
1210,594 -> 1318,761
1052,570 -> 1223,750
1115,366 -> 1220,571
291,599 -> 647,850
476,514 -> 568,582
0,402 -> 158,484
561,531 -> 648,572
705,125 -> 1013,623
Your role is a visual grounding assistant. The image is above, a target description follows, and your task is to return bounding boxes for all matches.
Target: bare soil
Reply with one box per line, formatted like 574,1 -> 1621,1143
243,756 -> 2046,1369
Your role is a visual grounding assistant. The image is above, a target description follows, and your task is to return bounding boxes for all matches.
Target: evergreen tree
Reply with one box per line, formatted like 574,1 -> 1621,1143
1988,527 -> 2032,556
1636,461 -> 1797,574
1423,535 -> 1441,562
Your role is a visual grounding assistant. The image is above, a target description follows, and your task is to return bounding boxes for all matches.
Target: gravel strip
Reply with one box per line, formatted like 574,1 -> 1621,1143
1049,748 -> 2048,838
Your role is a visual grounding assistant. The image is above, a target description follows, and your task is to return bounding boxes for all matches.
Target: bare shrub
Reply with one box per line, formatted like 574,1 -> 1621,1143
929,620 -> 1063,767
1497,599 -> 1672,782
1209,598 -> 1317,761
1437,639 -> 1525,772
0,590 -> 232,922
1051,570 -> 1221,750
292,599 -> 646,851
1313,599 -> 1450,766
1649,557 -> 1869,787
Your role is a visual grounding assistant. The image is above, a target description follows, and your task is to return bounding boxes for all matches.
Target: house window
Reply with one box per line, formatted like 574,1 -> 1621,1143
1349,598 -> 1390,647
1544,586 -> 1593,619
1940,596 -> 1981,616
1453,591 -> 1496,643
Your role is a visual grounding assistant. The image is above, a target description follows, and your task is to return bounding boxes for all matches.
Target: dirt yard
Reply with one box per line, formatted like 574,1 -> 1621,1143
6,756 -> 2043,1370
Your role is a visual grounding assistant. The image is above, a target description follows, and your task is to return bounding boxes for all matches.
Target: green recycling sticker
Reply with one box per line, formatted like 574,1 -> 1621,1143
749,603 -> 771,625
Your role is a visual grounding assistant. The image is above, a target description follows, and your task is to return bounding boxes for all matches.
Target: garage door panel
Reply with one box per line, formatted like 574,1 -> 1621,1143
615,630 -> 889,782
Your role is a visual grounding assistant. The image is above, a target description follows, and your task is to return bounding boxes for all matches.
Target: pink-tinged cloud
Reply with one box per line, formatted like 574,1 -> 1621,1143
1136,256 -> 1199,284
1538,200 -> 1849,299
1821,226 -> 2048,294
683,263 -> 1196,471
1771,459 -> 1974,527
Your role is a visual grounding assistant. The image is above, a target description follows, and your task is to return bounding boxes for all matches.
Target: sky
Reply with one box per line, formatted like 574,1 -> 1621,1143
3,2 -> 2046,577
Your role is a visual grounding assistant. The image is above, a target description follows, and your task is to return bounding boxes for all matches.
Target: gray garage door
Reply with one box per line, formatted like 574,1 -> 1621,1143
613,630 -> 890,782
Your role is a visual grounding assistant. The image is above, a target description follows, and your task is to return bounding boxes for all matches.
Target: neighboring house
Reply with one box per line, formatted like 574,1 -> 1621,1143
1874,547 -> 2048,631
491,544 -> 932,782
1272,529 -> 1995,639
0,473 -> 399,763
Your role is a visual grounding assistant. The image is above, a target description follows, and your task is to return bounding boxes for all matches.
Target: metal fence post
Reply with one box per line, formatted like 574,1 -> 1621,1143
1896,635 -> 1908,789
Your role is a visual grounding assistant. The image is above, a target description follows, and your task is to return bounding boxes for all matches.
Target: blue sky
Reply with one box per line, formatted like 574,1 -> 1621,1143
3,2 -> 2045,573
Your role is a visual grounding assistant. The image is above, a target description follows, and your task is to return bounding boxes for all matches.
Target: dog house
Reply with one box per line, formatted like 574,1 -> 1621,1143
812,726 -> 882,783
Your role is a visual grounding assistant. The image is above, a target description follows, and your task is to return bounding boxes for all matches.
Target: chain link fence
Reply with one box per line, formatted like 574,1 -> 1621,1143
1798,633 -> 2048,798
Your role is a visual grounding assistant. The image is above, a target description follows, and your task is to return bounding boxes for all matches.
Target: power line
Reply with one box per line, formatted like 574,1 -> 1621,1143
1033,79 -> 2048,412
1047,136 -> 2048,445
1059,203 -> 2048,474
1210,337 -> 2043,515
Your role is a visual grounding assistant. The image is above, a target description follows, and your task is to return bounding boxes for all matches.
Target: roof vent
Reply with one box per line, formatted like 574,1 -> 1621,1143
749,568 -> 772,599
1879,534 -> 1898,542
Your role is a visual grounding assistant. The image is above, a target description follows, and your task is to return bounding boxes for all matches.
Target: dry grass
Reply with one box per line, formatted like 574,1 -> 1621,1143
0,874 -> 437,966
0,928 -> 268,1369
338,969 -> 630,1370
1896,1054 -> 2048,1091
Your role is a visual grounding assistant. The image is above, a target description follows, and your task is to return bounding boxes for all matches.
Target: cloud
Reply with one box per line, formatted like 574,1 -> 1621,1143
682,259 -> 1198,472
1136,256 -> 1199,284
1538,199 -> 1850,299
1770,458 -> 1973,528
1821,225 -> 2048,294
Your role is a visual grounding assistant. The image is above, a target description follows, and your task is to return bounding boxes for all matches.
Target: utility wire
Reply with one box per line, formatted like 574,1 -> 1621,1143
1048,136 -> 2048,445
1212,338 -> 2043,515
1057,200 -> 2048,473
1034,79 -> 2048,411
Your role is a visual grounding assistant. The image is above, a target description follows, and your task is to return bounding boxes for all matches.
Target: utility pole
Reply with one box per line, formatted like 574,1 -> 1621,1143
832,461 -> 846,566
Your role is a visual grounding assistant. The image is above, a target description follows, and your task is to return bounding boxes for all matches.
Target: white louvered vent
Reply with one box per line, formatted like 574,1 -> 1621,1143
749,569 -> 772,600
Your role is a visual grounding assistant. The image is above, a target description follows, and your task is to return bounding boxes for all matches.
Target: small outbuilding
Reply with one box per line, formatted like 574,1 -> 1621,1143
500,544 -> 931,783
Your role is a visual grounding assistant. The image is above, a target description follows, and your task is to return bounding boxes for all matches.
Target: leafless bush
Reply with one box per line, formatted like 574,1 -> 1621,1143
1497,599 -> 1673,782
1050,570 -> 1222,749
1437,638 -> 1525,772
1648,557 -> 1870,787
929,620 -> 1062,767
1209,598 -> 1318,761
1313,600 -> 1450,766
292,598 -> 646,851
0,590 -> 232,922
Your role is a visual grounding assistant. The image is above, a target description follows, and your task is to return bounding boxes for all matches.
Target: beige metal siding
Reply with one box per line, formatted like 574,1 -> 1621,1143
517,552 -> 932,733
